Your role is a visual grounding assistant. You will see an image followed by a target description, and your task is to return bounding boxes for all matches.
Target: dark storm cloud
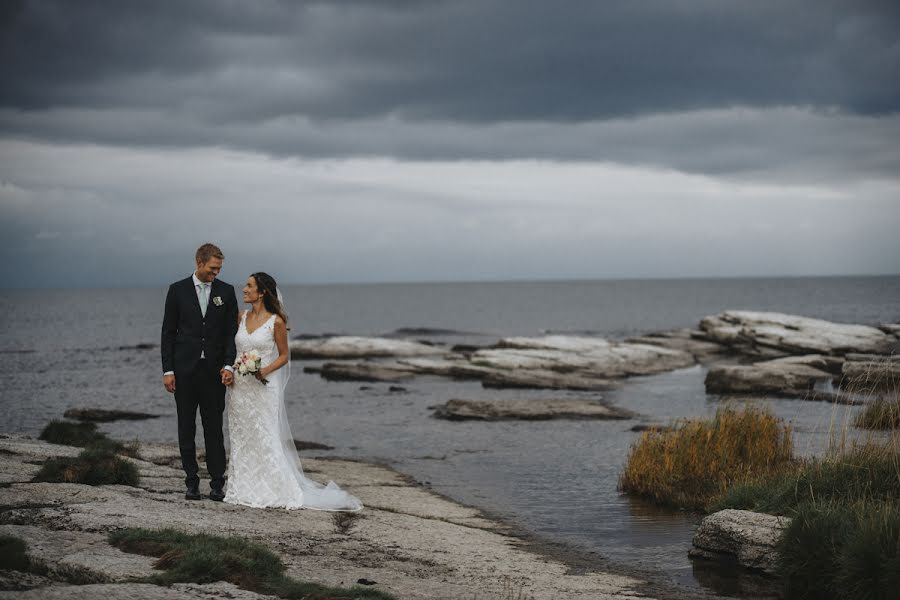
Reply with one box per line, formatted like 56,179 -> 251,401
2,0 -> 899,124
1,106 -> 898,182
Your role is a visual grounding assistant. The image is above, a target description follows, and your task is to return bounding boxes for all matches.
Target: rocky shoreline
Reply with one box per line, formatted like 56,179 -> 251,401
0,433 -> 709,600
291,311 -> 899,408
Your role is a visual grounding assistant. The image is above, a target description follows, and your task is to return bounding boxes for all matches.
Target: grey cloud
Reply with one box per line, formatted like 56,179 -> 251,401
2,141 -> 899,288
2,0 -> 899,124
2,106 -> 897,182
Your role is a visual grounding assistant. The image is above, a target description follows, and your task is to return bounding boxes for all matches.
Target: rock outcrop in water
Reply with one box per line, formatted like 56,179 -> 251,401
479,336 -> 696,376
292,312 -> 898,401
704,355 -> 856,403
301,335 -> 695,391
433,398 -> 633,421
290,336 -> 444,359
697,313 -> 899,400
698,311 -> 896,357
625,329 -> 730,362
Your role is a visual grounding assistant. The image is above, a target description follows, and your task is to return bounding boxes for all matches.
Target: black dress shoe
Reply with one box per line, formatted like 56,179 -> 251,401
185,485 -> 202,500
209,488 -> 225,502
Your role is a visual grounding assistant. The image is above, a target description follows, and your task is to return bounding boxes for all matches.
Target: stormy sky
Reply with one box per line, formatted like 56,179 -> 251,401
2,0 -> 899,288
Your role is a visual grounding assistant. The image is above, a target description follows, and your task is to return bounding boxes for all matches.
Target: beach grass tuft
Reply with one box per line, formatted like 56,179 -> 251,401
619,405 -> 793,511
712,432 -> 900,599
34,445 -> 140,486
854,395 -> 900,430
777,499 -> 900,600
714,442 -> 900,514
39,419 -> 140,457
110,528 -> 396,599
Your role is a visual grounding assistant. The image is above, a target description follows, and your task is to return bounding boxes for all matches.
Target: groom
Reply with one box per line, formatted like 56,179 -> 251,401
161,243 -> 238,501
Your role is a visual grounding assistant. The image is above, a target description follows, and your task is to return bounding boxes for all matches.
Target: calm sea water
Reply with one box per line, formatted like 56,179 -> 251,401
2,276 -> 898,596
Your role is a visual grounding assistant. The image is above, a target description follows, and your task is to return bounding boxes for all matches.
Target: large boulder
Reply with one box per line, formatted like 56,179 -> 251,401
690,509 -> 789,576
699,311 -> 895,357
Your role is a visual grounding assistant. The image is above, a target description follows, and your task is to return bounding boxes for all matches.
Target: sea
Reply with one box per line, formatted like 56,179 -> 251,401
2,276 -> 899,597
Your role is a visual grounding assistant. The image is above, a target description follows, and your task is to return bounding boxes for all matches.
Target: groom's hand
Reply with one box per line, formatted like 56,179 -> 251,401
163,374 -> 176,393
221,369 -> 234,386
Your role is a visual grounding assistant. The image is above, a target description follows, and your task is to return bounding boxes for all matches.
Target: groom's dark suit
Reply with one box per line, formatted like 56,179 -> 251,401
161,276 -> 238,490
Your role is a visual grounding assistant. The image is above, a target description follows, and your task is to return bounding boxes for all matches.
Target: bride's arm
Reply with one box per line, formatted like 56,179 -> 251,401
260,317 -> 289,378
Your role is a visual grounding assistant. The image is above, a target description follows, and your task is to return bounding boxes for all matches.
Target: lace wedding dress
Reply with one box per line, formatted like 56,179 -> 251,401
225,311 -> 362,511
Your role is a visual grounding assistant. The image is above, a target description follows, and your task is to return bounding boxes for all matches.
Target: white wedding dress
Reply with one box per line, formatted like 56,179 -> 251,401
225,311 -> 362,511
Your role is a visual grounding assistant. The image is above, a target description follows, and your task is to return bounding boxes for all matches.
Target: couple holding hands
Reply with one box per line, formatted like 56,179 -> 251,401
161,243 -> 361,511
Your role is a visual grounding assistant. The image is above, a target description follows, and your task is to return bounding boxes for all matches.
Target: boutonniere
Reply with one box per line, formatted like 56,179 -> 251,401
212,296 -> 223,306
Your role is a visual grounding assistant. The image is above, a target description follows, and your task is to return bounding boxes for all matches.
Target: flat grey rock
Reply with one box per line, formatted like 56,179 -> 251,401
433,398 -> 632,421
0,582 -> 278,599
480,368 -> 617,391
290,336 -> 444,359
626,329 -> 729,362
0,436 -> 653,600
690,509 -> 789,576
704,355 -> 852,402
0,455 -> 41,484
699,311 -> 894,356
0,569 -> 57,591
486,337 -> 696,377
0,524 -> 156,583
0,437 -> 80,460
318,361 -> 415,382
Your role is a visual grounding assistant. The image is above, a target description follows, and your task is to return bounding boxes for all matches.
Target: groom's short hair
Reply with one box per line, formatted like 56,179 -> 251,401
196,243 -> 224,264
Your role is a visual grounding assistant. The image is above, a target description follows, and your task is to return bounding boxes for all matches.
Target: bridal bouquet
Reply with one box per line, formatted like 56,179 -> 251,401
234,350 -> 268,384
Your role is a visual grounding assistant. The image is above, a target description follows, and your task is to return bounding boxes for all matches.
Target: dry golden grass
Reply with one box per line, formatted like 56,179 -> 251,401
619,405 -> 793,511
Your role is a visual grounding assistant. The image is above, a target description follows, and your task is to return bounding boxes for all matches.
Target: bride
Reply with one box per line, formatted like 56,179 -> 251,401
223,271 -> 362,511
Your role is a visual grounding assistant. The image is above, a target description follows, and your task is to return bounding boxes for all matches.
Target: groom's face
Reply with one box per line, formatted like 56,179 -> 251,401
196,257 -> 223,283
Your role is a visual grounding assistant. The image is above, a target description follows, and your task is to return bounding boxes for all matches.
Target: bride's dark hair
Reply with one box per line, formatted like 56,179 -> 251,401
251,272 -> 289,329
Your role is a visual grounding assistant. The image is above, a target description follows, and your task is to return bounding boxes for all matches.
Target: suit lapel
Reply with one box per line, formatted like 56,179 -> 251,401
182,276 -> 204,321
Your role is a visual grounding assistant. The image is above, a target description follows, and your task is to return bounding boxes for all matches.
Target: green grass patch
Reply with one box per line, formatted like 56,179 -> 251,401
777,500 -> 900,600
855,395 -> 900,430
0,535 -> 31,572
34,446 -> 140,486
619,405 -> 794,510
712,441 -> 900,599
109,528 -> 395,599
714,442 -> 900,515
39,420 -> 139,457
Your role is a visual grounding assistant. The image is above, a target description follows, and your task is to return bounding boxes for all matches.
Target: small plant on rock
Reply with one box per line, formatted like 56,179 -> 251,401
332,511 -> 361,535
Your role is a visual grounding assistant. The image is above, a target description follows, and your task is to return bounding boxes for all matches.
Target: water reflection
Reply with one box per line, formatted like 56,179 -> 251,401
691,557 -> 783,599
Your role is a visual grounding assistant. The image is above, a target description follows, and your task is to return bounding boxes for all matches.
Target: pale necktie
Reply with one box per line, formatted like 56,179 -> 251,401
198,283 -> 209,317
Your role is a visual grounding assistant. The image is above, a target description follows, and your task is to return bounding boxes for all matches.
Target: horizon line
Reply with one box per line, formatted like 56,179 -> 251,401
3,271 -> 899,291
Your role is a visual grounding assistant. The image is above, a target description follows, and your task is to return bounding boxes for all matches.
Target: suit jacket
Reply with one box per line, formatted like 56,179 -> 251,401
161,276 -> 238,375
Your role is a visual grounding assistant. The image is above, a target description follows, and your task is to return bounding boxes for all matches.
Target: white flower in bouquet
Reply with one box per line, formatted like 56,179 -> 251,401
233,350 -> 267,384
